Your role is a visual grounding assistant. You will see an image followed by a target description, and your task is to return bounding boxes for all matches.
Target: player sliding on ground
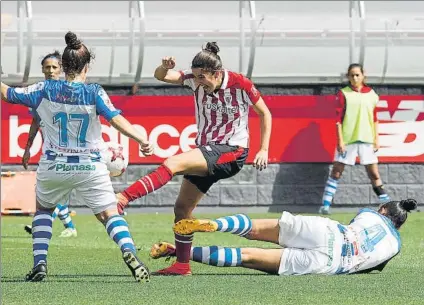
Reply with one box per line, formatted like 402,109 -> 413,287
151,199 -> 416,275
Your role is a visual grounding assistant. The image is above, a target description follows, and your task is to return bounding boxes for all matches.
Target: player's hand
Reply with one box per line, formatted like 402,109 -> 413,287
373,141 -> 380,152
22,148 -> 30,169
253,149 -> 268,171
139,141 -> 154,156
337,142 -> 346,154
161,56 -> 176,70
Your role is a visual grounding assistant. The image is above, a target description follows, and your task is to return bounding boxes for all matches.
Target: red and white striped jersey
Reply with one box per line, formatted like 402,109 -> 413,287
179,69 -> 261,148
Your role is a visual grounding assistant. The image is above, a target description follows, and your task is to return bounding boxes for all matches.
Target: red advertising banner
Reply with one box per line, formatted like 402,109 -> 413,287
1,95 -> 423,164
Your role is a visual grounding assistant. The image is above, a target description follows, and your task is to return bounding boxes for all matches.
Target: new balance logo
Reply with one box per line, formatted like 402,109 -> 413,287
377,100 -> 424,121
377,100 -> 424,157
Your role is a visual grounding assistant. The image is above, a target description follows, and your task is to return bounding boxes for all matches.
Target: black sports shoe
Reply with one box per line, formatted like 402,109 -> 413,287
25,262 -> 47,282
122,250 -> 150,283
24,225 -> 32,235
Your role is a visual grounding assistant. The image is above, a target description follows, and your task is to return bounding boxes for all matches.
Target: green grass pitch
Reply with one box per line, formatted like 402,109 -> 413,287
1,212 -> 423,305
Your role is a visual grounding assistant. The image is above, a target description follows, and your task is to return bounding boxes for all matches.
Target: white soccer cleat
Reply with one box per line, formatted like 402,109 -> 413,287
59,228 -> 77,238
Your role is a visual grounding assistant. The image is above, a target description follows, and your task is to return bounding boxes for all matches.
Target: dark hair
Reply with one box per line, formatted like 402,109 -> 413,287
347,63 -> 364,75
62,31 -> 94,77
379,199 -> 417,229
191,42 -> 222,72
41,50 -> 62,66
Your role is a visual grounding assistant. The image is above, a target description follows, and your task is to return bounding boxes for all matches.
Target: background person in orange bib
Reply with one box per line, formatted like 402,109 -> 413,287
319,63 -> 390,215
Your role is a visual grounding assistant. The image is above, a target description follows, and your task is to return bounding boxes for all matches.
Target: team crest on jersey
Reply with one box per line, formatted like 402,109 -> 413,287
224,95 -> 232,104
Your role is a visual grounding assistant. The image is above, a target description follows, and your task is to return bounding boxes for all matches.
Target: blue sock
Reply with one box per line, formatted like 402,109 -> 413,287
215,214 -> 252,237
191,246 -> 242,267
57,205 -> 75,229
51,206 -> 60,219
322,177 -> 339,207
378,194 -> 390,203
105,216 -> 136,254
32,210 -> 53,267
373,185 -> 391,204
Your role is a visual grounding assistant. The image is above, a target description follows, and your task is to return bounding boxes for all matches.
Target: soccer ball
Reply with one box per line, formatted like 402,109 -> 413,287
104,142 -> 128,177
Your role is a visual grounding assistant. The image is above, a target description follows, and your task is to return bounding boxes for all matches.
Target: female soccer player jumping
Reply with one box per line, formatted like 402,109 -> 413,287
152,199 -> 417,275
116,42 -> 272,275
1,32 -> 153,283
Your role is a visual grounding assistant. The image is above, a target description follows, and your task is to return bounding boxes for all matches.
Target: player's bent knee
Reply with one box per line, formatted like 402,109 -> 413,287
369,174 -> 380,181
331,163 -> 345,179
331,169 -> 343,179
95,207 -> 119,224
95,212 -> 108,224
367,170 -> 380,181
332,172 -> 342,180
163,157 -> 185,175
244,228 -> 259,240
244,232 -> 255,240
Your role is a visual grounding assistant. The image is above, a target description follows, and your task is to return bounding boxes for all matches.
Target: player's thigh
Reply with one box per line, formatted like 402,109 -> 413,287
279,248 -> 333,275
164,148 -> 209,176
278,211 -> 337,249
36,161 -> 74,210
203,145 -> 248,181
334,143 -> 357,166
359,143 -> 378,165
75,163 -> 116,215
241,248 -> 283,274
246,219 -> 280,244
179,145 -> 248,193
174,177 -> 207,221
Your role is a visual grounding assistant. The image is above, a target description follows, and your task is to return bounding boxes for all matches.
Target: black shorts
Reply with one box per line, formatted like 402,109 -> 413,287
184,144 -> 249,194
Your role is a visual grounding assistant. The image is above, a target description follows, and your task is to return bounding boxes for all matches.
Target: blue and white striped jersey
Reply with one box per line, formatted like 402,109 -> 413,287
340,208 -> 401,274
7,80 -> 120,158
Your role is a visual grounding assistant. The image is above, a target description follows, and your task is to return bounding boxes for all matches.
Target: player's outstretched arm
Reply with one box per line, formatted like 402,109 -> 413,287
252,97 -> 272,171
1,81 -> 44,107
22,117 -> 40,169
110,115 -> 153,156
154,56 -> 183,85
1,82 -> 10,102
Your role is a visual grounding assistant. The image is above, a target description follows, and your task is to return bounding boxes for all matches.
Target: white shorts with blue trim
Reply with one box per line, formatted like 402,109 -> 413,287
278,212 -> 344,275
36,156 -> 116,214
334,143 -> 378,166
